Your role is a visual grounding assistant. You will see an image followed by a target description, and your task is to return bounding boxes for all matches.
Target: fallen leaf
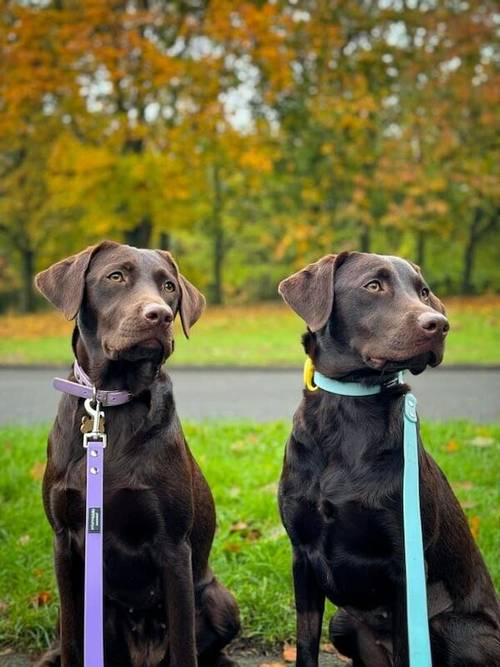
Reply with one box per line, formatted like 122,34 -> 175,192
0,600 -> 8,616
30,461 -> 46,481
246,529 -> 262,541
260,663 -> 284,667
18,534 -> 31,546
222,543 -> 241,554
321,643 -> 335,653
228,487 -> 240,498
230,521 -> 248,533
282,643 -> 296,662
469,515 -> 480,540
31,591 -> 53,608
445,440 -> 459,453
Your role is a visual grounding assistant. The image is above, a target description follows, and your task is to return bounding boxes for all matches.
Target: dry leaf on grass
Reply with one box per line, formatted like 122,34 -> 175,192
230,521 -> 248,533
445,440 -> 459,453
260,663 -> 285,667
282,643 -> 296,662
0,600 -> 8,615
31,591 -> 53,608
229,521 -> 262,541
18,534 -> 31,546
469,515 -> 480,540
30,461 -> 46,481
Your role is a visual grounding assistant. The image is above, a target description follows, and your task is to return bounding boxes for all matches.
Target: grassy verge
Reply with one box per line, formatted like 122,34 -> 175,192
0,420 -> 498,653
0,296 -> 499,367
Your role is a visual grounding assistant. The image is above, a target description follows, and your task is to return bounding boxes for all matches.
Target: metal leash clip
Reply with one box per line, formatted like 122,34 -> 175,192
82,391 -> 107,448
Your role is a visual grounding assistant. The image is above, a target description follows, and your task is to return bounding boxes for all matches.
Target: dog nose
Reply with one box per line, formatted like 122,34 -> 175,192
143,303 -> 173,325
417,312 -> 449,337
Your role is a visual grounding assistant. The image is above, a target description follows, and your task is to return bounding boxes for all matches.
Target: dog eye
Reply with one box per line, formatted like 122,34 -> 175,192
108,271 -> 124,282
420,287 -> 430,299
364,280 -> 382,292
164,281 -> 175,292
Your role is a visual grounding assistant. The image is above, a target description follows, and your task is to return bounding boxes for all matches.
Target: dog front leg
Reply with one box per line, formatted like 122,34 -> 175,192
293,549 -> 325,667
54,532 -> 83,667
164,540 -> 197,667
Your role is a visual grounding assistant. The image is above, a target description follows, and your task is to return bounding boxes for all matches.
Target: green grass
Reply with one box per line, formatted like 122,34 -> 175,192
0,297 -> 499,366
0,420 -> 499,653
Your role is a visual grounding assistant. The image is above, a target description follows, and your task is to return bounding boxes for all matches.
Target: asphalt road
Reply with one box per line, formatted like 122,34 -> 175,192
0,366 -> 498,425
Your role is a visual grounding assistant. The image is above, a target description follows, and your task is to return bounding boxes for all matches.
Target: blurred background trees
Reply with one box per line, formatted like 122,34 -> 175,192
0,0 -> 498,311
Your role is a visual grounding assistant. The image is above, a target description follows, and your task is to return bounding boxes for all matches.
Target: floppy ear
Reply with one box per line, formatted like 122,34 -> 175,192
278,253 -> 348,332
35,241 -> 118,320
157,251 -> 206,338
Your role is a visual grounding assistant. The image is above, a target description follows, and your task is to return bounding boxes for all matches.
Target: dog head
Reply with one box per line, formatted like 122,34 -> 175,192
279,252 -> 449,378
36,241 -> 205,383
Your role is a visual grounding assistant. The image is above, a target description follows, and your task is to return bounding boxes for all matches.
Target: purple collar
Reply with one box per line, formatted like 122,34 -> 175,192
53,360 -> 132,407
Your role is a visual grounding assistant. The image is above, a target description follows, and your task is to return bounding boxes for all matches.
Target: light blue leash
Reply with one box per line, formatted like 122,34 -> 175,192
311,367 -> 432,666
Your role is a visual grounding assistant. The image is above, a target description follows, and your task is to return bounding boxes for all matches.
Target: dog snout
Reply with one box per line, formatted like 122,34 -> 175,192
417,311 -> 449,337
143,303 -> 173,326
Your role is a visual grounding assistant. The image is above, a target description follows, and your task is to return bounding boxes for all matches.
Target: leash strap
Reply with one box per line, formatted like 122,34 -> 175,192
403,393 -> 432,666
83,409 -> 106,667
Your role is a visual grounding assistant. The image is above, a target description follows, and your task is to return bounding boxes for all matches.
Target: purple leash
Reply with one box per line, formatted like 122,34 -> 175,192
83,399 -> 106,667
53,361 -> 133,667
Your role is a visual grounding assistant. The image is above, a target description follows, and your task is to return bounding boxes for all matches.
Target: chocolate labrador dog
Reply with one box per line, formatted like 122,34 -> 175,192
278,252 -> 500,667
34,241 -> 239,667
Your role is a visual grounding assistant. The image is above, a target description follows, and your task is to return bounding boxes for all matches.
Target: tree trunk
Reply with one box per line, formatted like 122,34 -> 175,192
125,217 -> 152,247
359,226 -> 371,253
159,232 -> 171,251
210,164 -> 224,305
20,247 -> 36,313
461,209 -> 482,294
415,230 -> 426,270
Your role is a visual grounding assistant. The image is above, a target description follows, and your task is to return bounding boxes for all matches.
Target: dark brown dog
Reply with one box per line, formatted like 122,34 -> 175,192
278,252 -> 500,667
34,241 -> 239,667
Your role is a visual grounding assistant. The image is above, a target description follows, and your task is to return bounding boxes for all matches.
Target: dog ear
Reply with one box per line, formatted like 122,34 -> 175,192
35,241 -> 118,320
157,251 -> 206,338
278,253 -> 348,332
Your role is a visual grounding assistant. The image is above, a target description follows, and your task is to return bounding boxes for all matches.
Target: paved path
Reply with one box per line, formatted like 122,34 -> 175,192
0,367 -> 499,426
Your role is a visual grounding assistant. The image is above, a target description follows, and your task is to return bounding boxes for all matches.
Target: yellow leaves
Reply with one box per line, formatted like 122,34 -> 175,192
239,150 -> 273,173
469,516 -> 480,540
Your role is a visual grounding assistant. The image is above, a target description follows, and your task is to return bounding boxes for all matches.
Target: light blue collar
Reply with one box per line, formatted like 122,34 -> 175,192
313,370 -> 404,396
